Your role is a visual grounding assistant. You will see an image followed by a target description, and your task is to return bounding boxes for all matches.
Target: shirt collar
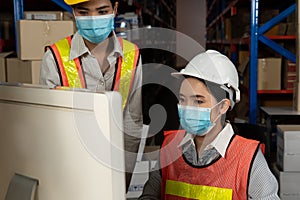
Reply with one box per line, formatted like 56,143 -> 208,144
178,123 -> 235,158
69,31 -> 124,61
208,123 -> 234,158
107,32 -> 124,64
69,32 -> 89,60
111,31 -> 124,58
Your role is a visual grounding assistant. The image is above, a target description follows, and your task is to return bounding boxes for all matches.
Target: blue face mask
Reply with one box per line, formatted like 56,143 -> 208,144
178,105 -> 215,136
75,13 -> 115,44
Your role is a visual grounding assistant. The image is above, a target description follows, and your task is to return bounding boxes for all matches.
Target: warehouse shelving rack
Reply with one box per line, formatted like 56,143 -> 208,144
12,0 -> 176,52
206,0 -> 296,124
249,0 -> 296,124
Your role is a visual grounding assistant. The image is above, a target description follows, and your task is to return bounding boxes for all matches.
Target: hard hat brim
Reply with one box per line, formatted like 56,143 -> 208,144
64,0 -> 89,5
171,71 -> 201,80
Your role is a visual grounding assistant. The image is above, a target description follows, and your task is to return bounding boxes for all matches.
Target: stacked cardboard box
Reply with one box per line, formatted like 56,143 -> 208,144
6,58 -> 41,84
283,61 -> 297,90
257,58 -> 282,90
5,11 -> 75,85
0,52 -> 15,82
24,11 -> 63,21
275,125 -> 300,199
17,18 -> 75,60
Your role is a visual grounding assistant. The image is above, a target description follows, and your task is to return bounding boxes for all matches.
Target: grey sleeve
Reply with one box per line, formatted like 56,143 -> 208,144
39,49 -> 61,88
138,168 -> 162,200
248,149 -> 280,200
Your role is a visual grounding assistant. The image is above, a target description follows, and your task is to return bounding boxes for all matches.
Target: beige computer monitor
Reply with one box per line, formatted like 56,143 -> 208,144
0,84 -> 125,200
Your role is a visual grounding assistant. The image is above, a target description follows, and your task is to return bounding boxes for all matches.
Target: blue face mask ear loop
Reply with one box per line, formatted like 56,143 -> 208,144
210,99 -> 227,127
197,100 -> 225,136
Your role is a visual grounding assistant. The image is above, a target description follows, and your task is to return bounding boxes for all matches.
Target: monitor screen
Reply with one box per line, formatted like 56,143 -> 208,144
0,85 -> 126,200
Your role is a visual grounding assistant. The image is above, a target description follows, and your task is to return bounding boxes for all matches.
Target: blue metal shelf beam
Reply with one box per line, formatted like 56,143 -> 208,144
249,0 -> 296,124
259,4 -> 296,34
259,35 -> 296,63
51,0 -> 72,13
13,0 -> 24,52
259,4 -> 296,63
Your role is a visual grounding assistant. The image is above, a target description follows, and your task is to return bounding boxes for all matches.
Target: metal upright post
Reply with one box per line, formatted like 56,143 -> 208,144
13,0 -> 24,53
249,0 -> 259,124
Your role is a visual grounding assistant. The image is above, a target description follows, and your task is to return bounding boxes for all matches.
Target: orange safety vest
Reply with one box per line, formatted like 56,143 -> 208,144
46,36 -> 139,109
160,130 -> 260,200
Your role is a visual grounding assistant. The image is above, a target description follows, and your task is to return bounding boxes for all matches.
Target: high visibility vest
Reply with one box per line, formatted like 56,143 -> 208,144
47,36 -> 139,109
160,130 -> 260,200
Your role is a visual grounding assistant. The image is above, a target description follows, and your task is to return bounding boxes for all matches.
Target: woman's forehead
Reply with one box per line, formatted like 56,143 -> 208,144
180,78 -> 210,96
76,0 -> 112,8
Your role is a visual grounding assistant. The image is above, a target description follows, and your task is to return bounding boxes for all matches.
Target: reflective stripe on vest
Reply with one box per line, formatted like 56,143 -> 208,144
165,180 -> 232,200
50,36 -> 139,109
114,38 -> 139,109
50,36 -> 86,88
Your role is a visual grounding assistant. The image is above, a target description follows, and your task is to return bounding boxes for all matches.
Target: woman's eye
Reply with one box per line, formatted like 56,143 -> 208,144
98,10 -> 109,15
179,98 -> 185,104
194,100 -> 203,105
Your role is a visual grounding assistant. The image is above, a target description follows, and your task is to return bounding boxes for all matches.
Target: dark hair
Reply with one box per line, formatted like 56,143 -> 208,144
110,0 -> 117,7
205,81 -> 227,103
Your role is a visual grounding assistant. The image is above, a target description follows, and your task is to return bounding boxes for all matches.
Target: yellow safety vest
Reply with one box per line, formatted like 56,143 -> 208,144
47,36 -> 139,109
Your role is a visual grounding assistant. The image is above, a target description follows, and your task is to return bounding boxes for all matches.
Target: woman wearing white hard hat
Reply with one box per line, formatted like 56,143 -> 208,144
39,0 -> 143,191
138,50 -> 279,200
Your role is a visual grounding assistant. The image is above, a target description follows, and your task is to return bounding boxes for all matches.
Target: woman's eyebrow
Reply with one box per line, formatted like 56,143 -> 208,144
190,94 -> 205,99
75,5 -> 110,11
96,5 -> 111,10
75,6 -> 89,10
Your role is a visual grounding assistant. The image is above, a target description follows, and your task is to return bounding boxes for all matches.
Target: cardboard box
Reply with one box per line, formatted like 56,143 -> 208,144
24,11 -> 63,20
225,18 -> 231,40
277,125 -> 300,171
273,164 -> 300,200
264,23 -> 287,36
0,52 -> 15,82
285,76 -> 297,90
17,20 -> 75,60
260,9 -> 279,23
6,58 -> 41,84
63,11 -> 74,21
283,61 -> 297,90
258,58 -> 282,90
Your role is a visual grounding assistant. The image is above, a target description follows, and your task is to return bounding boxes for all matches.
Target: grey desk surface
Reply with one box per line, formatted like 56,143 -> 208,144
260,106 -> 300,116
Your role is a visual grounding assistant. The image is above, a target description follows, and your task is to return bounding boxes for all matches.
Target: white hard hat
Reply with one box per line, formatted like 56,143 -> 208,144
172,50 -> 240,109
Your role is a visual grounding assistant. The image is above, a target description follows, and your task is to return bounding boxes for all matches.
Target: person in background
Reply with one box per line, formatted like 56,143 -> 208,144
138,50 -> 280,200
39,0 -> 143,190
